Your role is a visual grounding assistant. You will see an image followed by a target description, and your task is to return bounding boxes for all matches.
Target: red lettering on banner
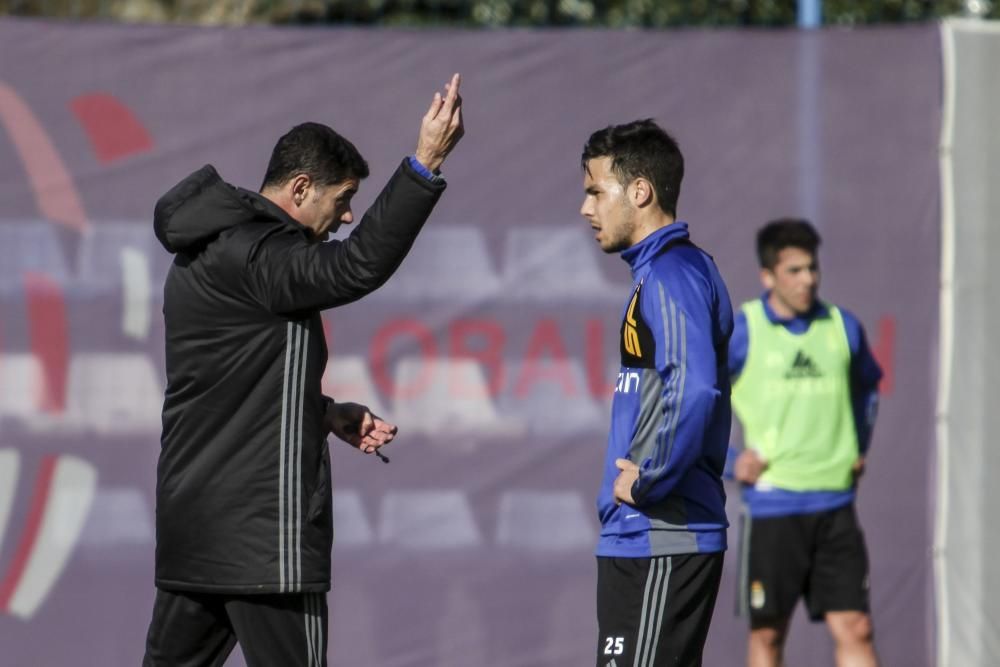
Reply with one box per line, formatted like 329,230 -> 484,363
25,273 -> 68,413
871,315 -> 895,396
449,319 -> 505,397
361,316 -> 618,399
585,318 -> 614,400
514,319 -> 576,398
371,319 -> 437,399
0,82 -> 89,232
70,93 -> 153,164
0,455 -> 57,612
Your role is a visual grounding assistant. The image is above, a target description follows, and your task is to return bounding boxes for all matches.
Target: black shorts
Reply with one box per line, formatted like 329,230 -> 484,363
596,552 -> 724,667
143,588 -> 328,667
737,503 -> 871,626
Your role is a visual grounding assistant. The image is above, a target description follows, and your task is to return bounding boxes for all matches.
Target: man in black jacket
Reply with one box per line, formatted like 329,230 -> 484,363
143,74 -> 464,667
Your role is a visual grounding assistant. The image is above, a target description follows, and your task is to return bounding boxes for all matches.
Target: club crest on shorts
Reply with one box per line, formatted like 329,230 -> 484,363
750,580 -> 766,609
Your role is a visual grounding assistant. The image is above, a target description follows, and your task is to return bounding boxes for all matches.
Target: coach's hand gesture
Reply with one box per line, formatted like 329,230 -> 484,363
325,400 -> 397,454
414,73 -> 465,173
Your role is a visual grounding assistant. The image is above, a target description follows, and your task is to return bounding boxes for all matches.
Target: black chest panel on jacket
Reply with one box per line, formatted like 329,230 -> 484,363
620,280 -> 656,369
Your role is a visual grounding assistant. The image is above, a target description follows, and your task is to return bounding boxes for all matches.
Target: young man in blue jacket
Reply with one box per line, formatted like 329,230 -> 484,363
581,119 -> 734,667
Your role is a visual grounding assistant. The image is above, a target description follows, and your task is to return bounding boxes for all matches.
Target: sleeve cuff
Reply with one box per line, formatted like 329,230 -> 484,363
407,155 -> 443,182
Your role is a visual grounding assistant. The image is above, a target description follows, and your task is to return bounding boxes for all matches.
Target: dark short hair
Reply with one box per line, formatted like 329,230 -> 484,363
260,122 -> 369,190
581,119 -> 684,217
756,218 -> 821,269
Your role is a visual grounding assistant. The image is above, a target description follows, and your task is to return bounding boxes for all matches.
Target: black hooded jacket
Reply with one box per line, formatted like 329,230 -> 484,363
152,158 -> 445,593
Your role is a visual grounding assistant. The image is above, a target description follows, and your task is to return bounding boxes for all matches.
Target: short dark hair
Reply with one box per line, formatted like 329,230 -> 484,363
581,119 -> 684,217
260,122 -> 369,190
756,218 -> 821,269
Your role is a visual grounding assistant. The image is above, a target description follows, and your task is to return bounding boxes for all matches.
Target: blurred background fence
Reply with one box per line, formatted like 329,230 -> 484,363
0,0 -> 996,26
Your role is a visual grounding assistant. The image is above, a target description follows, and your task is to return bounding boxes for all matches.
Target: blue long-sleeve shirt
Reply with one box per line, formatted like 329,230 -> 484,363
727,295 -> 883,517
596,223 -> 734,558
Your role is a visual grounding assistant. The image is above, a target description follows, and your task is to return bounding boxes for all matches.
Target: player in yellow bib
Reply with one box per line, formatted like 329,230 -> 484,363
729,219 -> 882,667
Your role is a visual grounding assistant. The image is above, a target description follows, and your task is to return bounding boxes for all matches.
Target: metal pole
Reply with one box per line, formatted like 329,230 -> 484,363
798,0 -> 822,28
796,34 -> 822,225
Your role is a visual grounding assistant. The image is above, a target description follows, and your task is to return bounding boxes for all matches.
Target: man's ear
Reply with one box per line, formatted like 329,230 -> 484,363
290,174 -> 312,207
760,268 -> 775,290
630,178 -> 655,208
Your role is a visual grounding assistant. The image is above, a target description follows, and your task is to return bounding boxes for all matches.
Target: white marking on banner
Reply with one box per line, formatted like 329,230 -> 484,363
121,247 -> 151,340
9,456 -> 96,619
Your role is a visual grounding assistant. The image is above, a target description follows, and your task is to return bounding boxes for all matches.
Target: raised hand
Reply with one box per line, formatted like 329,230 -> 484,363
414,73 -> 465,173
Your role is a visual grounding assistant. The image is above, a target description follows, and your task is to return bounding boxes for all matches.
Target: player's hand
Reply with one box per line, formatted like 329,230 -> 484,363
325,401 -> 397,454
414,73 -> 464,173
734,449 -> 768,484
851,456 -> 866,484
613,458 -> 640,506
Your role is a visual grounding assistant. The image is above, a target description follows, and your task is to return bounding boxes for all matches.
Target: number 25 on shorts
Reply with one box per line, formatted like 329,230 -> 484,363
603,636 -> 625,656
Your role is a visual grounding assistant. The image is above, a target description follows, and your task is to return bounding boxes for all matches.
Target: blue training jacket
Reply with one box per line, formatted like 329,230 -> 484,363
596,223 -> 734,558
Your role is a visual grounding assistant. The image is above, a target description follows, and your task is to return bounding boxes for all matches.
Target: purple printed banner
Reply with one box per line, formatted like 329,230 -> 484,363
0,19 -> 939,666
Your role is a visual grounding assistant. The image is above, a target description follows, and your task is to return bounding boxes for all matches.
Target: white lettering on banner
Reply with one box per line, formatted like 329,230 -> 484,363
0,223 -> 634,438
0,486 -> 597,560
366,227 -> 500,302
0,354 -> 163,433
389,358 -> 525,447
78,487 -> 153,548
0,449 -> 20,557
0,453 -> 96,620
495,491 -> 595,550
354,489 -> 595,552
330,491 -> 373,546
497,360 -> 604,436
0,355 -> 45,419
0,222 -> 629,302
120,247 -> 151,340
321,357 -> 388,417
64,355 -> 163,433
0,353 -> 611,437
76,225 -> 156,286
499,228 -> 622,301
378,491 -> 482,549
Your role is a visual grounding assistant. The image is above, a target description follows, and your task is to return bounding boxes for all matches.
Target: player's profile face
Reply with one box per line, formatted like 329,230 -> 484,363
581,157 -> 636,254
763,246 -> 819,316
304,178 -> 359,241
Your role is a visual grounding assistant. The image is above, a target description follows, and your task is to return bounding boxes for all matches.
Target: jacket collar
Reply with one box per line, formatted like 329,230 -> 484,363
620,222 -> 690,275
